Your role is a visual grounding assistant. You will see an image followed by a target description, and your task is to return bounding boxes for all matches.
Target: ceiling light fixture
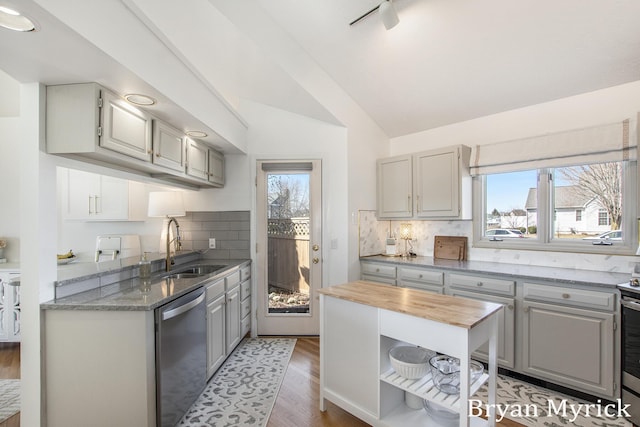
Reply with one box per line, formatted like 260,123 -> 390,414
124,93 -> 156,106
0,5 -> 36,32
186,130 -> 208,138
349,0 -> 400,30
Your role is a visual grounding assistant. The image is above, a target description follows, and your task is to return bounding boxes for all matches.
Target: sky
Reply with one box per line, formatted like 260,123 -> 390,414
486,170 -> 536,212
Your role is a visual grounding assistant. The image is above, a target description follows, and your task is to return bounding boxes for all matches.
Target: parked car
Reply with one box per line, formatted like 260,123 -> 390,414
582,230 -> 622,241
486,229 -> 525,238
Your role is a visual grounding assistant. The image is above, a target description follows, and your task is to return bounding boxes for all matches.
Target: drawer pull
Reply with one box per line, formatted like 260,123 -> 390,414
562,293 -> 570,299
376,268 -> 380,272
507,304 -> 514,310
418,274 -> 423,278
477,282 -> 483,287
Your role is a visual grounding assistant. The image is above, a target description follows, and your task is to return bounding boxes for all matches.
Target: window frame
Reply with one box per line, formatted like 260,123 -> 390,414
472,160 -> 637,255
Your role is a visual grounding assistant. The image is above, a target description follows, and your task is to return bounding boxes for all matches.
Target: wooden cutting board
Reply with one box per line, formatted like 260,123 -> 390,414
434,236 -> 467,261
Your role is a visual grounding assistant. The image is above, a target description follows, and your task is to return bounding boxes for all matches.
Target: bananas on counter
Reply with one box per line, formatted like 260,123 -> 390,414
57,250 -> 75,260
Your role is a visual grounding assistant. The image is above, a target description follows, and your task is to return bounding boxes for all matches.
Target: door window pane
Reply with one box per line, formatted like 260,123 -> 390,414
485,170 -> 537,238
266,173 -> 310,314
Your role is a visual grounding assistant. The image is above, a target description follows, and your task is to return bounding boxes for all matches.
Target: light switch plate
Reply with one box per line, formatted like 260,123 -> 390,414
209,238 -> 216,249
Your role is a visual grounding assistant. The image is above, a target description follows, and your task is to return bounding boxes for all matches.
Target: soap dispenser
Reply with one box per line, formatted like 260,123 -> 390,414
139,252 -> 152,279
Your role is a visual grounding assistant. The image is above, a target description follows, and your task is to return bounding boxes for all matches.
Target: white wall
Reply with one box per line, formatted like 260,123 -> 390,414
389,80 -> 640,273
239,100 -> 350,287
0,117 -> 21,261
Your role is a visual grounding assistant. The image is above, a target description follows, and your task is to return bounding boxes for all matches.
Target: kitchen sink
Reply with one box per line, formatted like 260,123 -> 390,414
162,265 -> 226,280
174,265 -> 225,275
164,272 -> 202,280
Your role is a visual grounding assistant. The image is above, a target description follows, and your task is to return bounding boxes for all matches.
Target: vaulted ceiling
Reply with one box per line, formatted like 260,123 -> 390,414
1,0 -> 640,151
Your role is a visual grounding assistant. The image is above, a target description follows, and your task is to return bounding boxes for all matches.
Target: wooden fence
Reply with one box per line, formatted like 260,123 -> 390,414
267,218 -> 310,294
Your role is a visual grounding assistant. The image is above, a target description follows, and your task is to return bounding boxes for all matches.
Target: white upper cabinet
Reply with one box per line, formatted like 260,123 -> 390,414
100,89 -> 153,162
152,120 -> 185,172
46,83 -> 225,189
59,168 -> 146,222
377,145 -> 471,220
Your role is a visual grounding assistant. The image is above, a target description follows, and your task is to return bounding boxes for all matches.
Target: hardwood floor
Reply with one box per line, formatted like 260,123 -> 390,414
268,337 -> 524,427
0,343 -> 19,427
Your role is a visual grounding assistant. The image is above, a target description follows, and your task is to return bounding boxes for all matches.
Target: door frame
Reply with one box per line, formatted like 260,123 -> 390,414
255,159 -> 322,335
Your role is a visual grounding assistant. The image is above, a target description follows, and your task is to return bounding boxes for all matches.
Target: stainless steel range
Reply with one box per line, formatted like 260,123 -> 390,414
618,278 -> 640,425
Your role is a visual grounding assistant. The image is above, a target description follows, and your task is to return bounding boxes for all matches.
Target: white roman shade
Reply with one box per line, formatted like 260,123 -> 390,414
470,117 -> 637,175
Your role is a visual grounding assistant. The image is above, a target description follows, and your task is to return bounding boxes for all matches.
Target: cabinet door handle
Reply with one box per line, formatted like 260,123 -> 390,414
88,195 -> 93,214
94,195 -> 100,214
416,195 -> 420,212
477,282 -> 483,287
313,258 -> 320,264
523,307 -> 530,313
407,194 -> 411,211
507,304 -> 514,310
155,152 -> 160,157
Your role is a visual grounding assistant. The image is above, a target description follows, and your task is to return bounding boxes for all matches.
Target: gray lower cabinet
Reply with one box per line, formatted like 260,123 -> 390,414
449,289 -> 515,368
521,283 -> 616,399
361,261 -> 397,285
225,272 -> 242,355
206,279 -> 226,379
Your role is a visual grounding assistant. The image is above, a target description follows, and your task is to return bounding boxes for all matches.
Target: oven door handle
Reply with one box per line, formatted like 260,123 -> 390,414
622,298 -> 640,311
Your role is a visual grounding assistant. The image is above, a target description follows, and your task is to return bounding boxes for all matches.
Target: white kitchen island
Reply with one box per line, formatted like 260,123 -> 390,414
319,281 -> 503,427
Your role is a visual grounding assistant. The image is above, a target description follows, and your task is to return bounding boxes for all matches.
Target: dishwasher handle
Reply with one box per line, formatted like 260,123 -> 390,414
162,290 -> 205,321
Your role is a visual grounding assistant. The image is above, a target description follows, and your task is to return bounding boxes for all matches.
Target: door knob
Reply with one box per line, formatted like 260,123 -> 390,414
312,244 -> 319,251
313,258 -> 319,264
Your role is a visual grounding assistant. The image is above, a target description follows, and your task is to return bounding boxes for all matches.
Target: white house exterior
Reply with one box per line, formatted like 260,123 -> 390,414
525,186 -> 614,236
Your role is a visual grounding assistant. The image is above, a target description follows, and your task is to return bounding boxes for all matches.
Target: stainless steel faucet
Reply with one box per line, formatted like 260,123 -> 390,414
165,216 -> 182,271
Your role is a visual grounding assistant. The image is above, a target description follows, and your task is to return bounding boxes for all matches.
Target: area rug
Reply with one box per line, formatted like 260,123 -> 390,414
474,375 -> 631,427
0,379 -> 20,423
178,337 -> 296,426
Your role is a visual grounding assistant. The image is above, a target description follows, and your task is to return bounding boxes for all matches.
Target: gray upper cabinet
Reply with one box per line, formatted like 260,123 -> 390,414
186,138 -> 225,187
152,120 -> 185,172
100,89 -> 153,162
46,83 -> 224,189
377,155 -> 413,218
377,145 -> 471,220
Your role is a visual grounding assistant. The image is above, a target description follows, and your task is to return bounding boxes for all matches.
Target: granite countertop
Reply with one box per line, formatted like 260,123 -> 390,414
361,255 -> 631,288
319,281 -> 502,328
41,257 -> 250,311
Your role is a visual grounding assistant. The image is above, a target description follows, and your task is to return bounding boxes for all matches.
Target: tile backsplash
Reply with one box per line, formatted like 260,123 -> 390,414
179,211 -> 250,260
358,210 -> 636,274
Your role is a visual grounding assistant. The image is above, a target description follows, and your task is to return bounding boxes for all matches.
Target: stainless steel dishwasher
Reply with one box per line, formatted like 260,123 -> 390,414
156,287 -> 206,427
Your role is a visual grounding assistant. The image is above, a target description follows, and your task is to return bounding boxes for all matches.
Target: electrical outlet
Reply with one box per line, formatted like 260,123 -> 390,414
209,238 -> 216,249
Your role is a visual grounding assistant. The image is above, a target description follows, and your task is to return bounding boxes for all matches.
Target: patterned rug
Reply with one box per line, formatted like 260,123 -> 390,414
178,337 -> 296,426
0,379 -> 20,423
474,375 -> 632,427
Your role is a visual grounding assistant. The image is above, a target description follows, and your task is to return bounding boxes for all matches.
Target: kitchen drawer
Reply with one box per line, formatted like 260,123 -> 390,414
523,282 -> 616,311
225,271 -> 240,290
240,279 -> 251,301
241,313 -> 250,336
241,296 -> 251,319
361,262 -> 396,278
449,273 -> 515,296
398,267 -> 443,286
239,265 -> 251,282
206,278 -> 225,303
361,274 -> 396,285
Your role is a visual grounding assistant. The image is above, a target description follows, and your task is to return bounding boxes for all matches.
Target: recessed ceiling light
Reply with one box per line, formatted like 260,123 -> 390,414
186,131 -> 208,138
0,6 -> 36,32
124,93 -> 156,106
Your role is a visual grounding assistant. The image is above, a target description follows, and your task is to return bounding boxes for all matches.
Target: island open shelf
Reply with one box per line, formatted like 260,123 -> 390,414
319,281 -> 503,427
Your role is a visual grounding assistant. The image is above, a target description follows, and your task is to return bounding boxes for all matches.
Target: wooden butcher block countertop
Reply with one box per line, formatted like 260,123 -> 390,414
318,280 -> 503,329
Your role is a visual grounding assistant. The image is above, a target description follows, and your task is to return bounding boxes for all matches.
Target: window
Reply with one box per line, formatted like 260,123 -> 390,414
598,209 -> 610,226
475,160 -> 636,254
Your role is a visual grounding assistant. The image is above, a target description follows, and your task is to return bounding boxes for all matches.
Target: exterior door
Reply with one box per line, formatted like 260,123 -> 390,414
256,160 -> 322,335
